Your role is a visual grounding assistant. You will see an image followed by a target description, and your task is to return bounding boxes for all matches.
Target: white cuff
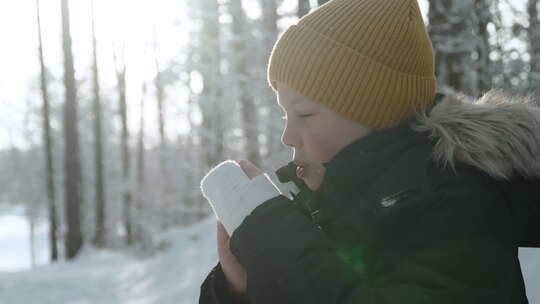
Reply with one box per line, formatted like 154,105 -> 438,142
200,160 -> 282,235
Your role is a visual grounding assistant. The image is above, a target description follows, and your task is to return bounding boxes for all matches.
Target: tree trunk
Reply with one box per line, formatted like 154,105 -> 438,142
317,0 -> 329,6
198,0 -> 225,168
428,0 -> 476,94
60,0 -> 83,260
154,34 -> 166,176
529,0 -> 540,94
135,82 -> 146,243
490,3 -> 507,89
113,49 -> 133,246
260,0 -> 282,159
184,56 -> 206,219
90,0 -> 107,248
153,32 -> 172,227
28,211 -> 36,268
230,0 -> 261,166
36,0 -> 59,262
475,0 -> 493,94
297,0 -> 310,18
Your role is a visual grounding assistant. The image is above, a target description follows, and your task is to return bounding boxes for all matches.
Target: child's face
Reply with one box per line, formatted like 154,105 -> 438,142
277,82 -> 373,190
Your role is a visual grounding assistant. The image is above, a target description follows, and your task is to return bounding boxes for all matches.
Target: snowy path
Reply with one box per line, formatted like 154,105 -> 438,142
520,247 -> 540,300
0,250 -> 128,303
0,217 -> 218,304
0,216 -> 539,303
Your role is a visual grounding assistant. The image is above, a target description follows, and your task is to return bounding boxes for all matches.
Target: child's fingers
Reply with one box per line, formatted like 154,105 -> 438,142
217,221 -> 230,241
237,159 -> 263,179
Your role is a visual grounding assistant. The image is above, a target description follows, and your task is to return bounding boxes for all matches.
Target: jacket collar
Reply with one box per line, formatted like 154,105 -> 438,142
317,93 -> 446,200
318,116 -> 427,202
412,90 -> 540,180
320,89 -> 540,194
278,89 -> 540,208
322,92 -> 445,170
312,90 -> 540,248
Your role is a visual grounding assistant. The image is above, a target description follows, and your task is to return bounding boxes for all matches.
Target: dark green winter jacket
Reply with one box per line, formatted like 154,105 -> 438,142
199,91 -> 540,303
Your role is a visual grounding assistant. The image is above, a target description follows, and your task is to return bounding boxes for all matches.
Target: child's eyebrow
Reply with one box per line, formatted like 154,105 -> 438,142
288,98 -> 303,106
278,96 -> 303,108
290,98 -> 300,104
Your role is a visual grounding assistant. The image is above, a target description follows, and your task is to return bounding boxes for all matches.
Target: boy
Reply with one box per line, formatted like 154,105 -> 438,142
200,0 -> 540,303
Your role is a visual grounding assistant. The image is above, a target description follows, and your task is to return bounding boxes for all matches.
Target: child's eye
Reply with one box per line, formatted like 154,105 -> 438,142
281,113 -> 314,120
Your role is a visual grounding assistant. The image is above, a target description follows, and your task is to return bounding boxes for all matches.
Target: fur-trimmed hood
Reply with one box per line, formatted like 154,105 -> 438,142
412,90 -> 540,181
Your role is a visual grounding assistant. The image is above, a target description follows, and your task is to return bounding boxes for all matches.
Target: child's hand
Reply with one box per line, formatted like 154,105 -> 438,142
217,221 -> 248,300
237,159 -> 263,179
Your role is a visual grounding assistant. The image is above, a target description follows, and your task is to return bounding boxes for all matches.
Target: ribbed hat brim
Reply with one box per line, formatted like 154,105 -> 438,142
268,24 -> 437,129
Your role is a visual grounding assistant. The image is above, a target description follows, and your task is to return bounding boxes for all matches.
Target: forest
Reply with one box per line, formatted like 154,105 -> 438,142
0,1 -> 539,300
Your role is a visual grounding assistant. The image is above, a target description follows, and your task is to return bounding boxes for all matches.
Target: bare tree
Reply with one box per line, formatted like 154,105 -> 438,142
153,31 -> 167,176
113,48 -> 133,245
152,29 -> 174,227
36,0 -> 59,262
90,0 -> 107,248
475,0 -> 494,94
428,0 -> 476,94
529,0 -> 540,94
197,0 -> 225,167
135,82 -> 146,243
183,51 -> 207,219
297,0 -> 310,18
260,0 -> 282,158
317,0 -> 329,6
60,0 -> 83,259
229,0 -> 261,165
21,106 -> 43,268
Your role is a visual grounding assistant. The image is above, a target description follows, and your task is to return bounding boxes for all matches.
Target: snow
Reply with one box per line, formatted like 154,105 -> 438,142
1,215 -> 539,304
0,212 -> 49,272
520,247 -> 540,300
0,216 -> 219,304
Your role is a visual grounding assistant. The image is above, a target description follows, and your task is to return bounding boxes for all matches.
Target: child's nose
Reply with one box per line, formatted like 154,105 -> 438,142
281,126 -> 302,148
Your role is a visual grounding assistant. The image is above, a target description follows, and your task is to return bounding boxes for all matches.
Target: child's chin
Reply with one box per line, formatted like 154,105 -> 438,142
304,176 -> 323,191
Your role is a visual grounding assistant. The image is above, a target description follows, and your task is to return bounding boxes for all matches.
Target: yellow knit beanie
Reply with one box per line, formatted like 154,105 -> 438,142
267,0 -> 437,129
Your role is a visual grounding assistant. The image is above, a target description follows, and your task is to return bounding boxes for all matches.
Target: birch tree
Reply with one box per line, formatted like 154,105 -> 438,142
113,48 -> 133,245
428,0 -> 477,95
260,0 -> 283,160
475,0 -> 494,93
60,0 -> 83,259
36,0 -> 59,261
528,0 -> 540,94
297,0 -> 310,18
135,82 -> 146,244
152,30 -> 173,222
317,0 -> 330,6
90,0 -> 107,248
196,0 -> 226,168
229,0 -> 261,165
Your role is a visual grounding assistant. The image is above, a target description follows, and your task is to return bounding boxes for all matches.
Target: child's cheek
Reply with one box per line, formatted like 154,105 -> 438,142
313,136 -> 343,163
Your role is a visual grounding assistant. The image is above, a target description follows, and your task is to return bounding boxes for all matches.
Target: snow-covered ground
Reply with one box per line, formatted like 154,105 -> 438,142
0,211 -> 49,272
0,214 -> 539,304
521,247 -> 540,301
0,216 -> 218,304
